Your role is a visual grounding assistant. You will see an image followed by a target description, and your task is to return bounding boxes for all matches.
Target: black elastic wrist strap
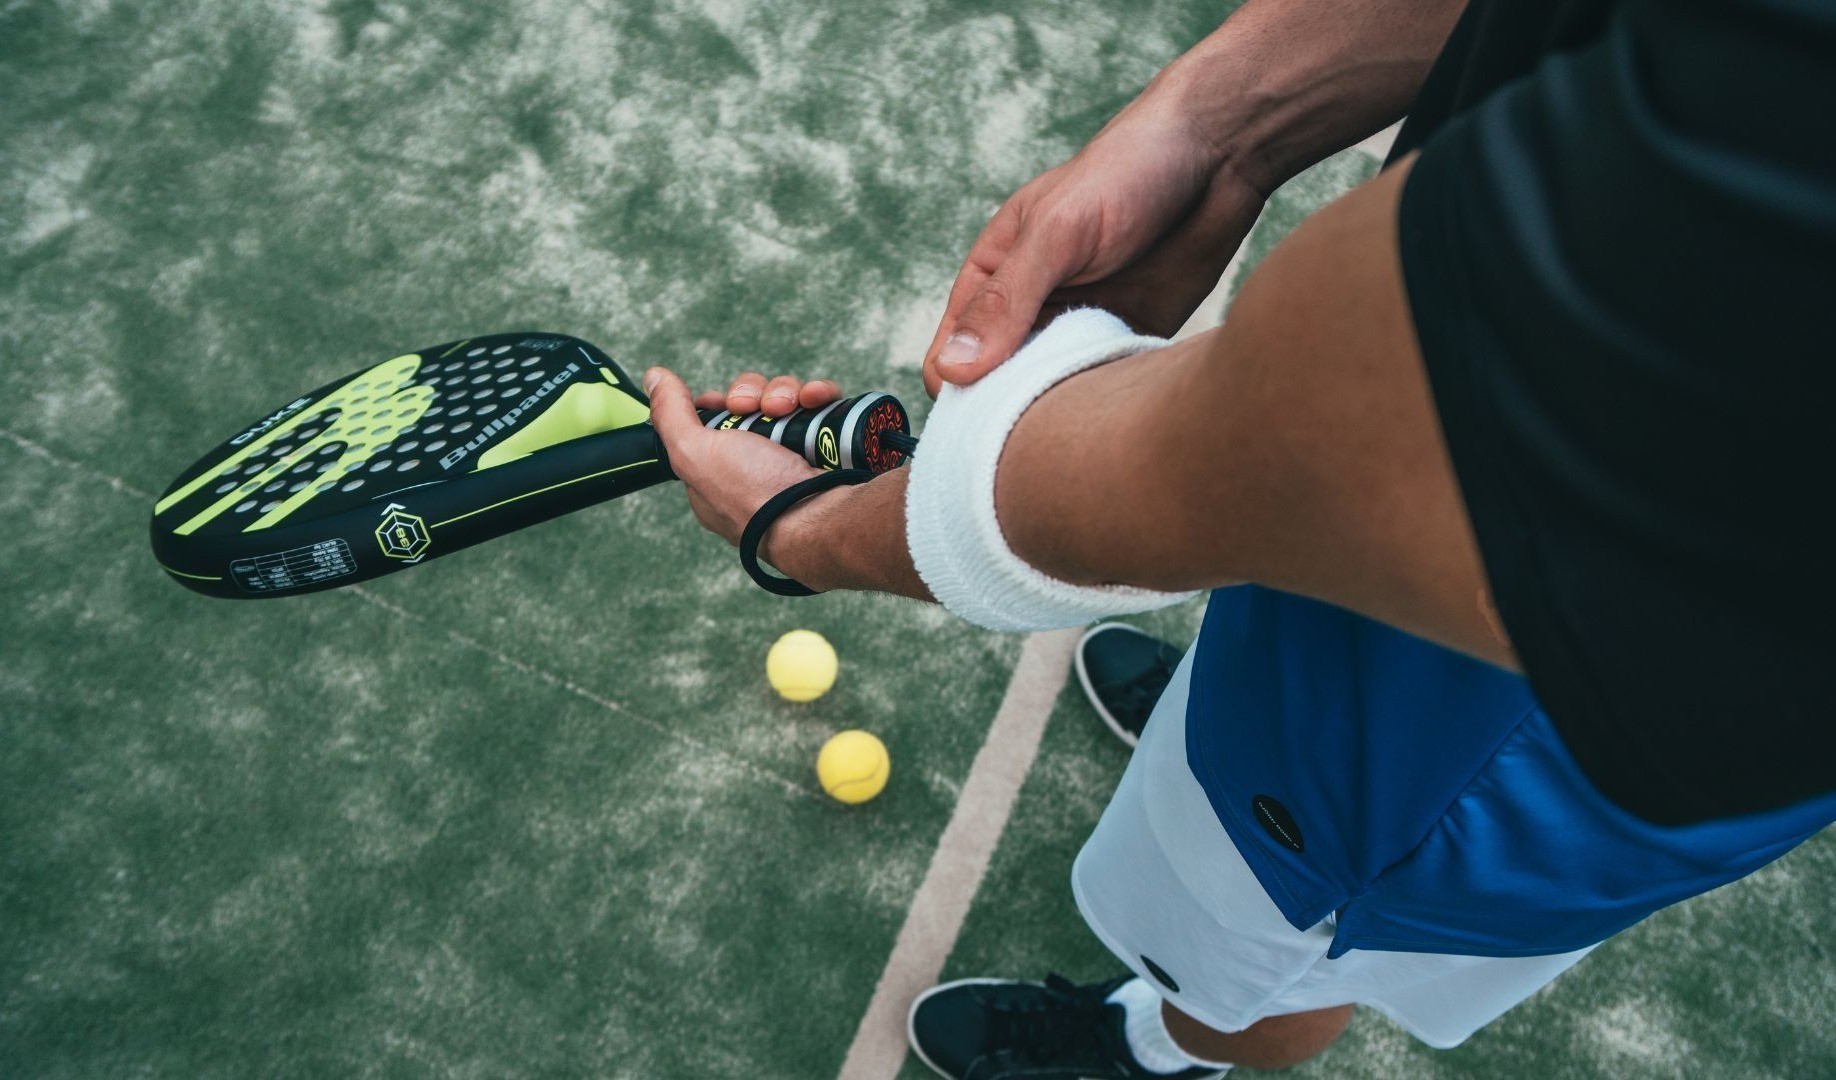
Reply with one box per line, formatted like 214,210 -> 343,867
740,468 -> 876,596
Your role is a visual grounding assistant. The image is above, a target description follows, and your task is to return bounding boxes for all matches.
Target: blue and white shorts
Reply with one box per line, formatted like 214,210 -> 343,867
1071,646 -> 1595,1048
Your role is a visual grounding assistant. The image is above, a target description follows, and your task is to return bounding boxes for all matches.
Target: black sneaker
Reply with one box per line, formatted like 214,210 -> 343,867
1075,623 -> 1183,746
907,974 -> 1222,1079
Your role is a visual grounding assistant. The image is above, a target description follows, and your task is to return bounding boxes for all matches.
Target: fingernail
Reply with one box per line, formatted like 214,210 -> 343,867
643,368 -> 662,393
937,332 -> 981,369
765,390 -> 793,405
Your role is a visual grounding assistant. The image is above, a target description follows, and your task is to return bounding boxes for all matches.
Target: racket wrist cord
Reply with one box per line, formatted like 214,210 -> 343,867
740,469 -> 876,596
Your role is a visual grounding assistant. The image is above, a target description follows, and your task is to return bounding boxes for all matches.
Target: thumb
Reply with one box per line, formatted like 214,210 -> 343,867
933,232 -> 1072,387
643,366 -> 706,462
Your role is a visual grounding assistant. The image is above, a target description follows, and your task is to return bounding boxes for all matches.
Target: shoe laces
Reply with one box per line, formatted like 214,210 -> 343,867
982,975 -> 1118,1066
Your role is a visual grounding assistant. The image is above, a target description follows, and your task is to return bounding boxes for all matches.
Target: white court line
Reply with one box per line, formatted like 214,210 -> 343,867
0,425 -> 155,499
837,626 -> 1081,1080
1355,120 -> 1404,163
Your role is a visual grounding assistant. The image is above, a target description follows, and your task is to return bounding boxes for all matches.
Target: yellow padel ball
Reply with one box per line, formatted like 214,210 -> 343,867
817,730 -> 890,805
767,629 -> 838,702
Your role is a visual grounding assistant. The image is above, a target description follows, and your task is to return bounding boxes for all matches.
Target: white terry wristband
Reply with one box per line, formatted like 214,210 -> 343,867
905,308 -> 1200,632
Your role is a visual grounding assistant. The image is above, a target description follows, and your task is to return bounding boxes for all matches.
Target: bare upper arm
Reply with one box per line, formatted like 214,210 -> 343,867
998,153 -> 1518,668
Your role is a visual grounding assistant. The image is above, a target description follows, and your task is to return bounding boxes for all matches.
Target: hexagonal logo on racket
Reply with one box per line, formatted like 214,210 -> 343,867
375,503 -> 431,563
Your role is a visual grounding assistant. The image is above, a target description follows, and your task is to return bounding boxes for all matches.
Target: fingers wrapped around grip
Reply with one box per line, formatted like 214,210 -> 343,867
692,373 -> 843,417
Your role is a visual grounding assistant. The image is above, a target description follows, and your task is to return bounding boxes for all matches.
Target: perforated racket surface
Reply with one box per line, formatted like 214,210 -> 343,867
150,332 -> 910,598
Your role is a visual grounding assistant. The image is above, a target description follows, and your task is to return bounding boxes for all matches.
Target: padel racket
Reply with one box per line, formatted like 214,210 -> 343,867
149,332 -> 914,599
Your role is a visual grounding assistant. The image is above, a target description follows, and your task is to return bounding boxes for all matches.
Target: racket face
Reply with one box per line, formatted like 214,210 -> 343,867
151,332 -> 667,598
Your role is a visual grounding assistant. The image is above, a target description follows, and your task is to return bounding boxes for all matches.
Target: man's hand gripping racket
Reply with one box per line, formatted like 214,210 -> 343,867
149,332 -> 915,598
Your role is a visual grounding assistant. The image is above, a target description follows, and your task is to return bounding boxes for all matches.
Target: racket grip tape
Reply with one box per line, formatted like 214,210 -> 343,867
694,392 -> 911,474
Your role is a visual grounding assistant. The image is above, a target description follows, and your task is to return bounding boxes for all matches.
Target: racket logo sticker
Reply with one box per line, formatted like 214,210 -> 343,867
817,428 -> 839,467
229,396 -> 312,446
438,361 -> 582,471
374,503 -> 432,563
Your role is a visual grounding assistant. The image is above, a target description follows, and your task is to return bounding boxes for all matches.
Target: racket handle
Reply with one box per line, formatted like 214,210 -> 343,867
694,392 -> 913,474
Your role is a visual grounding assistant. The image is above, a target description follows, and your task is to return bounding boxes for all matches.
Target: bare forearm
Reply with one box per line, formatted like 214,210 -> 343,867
1154,0 -> 1466,191
768,469 -> 932,601
995,336 -> 1224,592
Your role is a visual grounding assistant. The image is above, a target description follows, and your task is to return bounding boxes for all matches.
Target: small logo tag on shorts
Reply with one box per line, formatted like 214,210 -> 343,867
1140,955 -> 1181,994
1251,795 -> 1304,853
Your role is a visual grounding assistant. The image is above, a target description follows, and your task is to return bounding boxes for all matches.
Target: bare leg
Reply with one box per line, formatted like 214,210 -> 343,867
1164,1000 -> 1353,1070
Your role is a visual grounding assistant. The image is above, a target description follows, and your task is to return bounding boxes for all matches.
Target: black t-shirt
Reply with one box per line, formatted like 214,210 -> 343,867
1394,0 -> 1836,824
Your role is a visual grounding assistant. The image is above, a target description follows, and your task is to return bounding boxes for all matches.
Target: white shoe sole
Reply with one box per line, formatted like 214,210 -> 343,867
1075,622 -> 1147,748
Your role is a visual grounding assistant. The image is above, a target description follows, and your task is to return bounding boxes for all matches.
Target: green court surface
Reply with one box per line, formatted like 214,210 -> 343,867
3,2 -> 1832,1077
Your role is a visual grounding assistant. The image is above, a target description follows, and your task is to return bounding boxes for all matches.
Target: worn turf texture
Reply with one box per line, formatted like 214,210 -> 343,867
3,1 -> 1832,1077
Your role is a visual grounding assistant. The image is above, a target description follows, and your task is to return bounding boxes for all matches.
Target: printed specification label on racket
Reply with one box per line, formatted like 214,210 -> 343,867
231,539 -> 357,593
